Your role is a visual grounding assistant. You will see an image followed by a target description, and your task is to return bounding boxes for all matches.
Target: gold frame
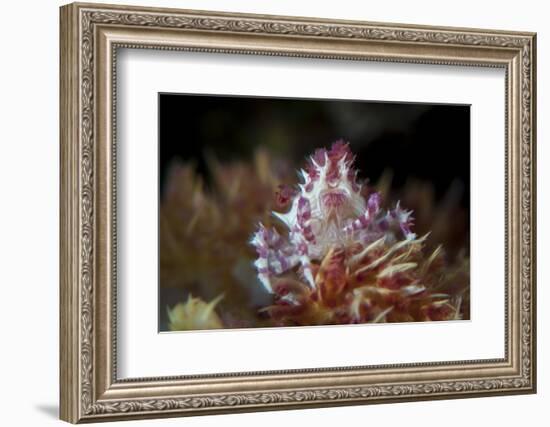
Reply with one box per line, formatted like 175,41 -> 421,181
60,2 -> 537,423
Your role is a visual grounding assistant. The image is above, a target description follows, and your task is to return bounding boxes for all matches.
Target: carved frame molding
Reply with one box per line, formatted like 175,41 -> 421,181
60,2 -> 536,423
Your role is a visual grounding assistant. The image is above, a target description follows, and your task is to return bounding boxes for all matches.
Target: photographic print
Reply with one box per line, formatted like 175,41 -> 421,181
159,94 -> 470,331
60,5 -> 536,420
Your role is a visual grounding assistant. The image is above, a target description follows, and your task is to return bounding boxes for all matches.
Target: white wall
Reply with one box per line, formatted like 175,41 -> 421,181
0,0 -> 545,425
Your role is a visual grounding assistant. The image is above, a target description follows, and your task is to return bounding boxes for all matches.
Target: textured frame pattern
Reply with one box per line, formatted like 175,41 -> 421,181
60,2 -> 536,423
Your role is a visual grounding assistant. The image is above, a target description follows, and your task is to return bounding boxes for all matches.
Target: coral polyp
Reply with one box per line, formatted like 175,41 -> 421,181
251,141 -> 468,325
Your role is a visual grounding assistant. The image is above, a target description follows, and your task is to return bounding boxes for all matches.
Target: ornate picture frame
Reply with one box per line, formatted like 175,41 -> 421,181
60,2 -> 536,423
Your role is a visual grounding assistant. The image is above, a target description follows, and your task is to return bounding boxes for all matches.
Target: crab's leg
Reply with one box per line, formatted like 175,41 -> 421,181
296,197 -> 316,243
293,197 -> 317,288
250,224 -> 299,293
343,211 -> 371,234
300,255 -> 315,289
388,201 -> 417,240
343,192 -> 381,234
295,237 -> 315,289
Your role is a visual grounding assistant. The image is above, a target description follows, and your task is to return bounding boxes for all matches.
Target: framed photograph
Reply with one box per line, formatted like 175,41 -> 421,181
60,2 -> 537,423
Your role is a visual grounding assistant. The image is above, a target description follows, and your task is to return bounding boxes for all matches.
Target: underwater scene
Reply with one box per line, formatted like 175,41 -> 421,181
159,94 -> 470,331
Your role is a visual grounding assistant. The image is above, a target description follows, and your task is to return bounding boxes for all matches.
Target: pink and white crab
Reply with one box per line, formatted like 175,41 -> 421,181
250,140 -> 416,293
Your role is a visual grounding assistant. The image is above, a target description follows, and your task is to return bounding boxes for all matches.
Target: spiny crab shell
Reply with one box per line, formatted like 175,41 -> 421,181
250,140 -> 416,294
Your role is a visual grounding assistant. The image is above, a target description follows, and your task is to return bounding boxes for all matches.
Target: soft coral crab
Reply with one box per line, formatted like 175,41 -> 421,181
250,140 -> 416,293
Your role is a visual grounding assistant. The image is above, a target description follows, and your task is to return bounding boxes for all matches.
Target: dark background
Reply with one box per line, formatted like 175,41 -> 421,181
159,93 -> 470,210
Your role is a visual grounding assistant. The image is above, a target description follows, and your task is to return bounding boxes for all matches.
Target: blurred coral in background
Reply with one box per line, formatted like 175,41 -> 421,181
160,150 -> 294,328
167,294 -> 225,331
161,142 -> 470,330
